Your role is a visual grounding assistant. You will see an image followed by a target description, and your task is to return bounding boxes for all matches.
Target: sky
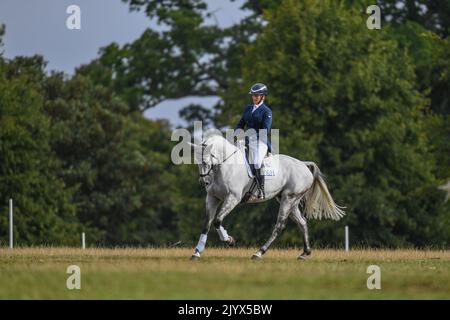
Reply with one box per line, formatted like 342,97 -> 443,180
0,0 -> 250,127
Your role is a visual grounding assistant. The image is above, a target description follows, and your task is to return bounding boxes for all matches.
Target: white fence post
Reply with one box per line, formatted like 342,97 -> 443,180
345,225 -> 349,252
9,199 -> 13,249
81,232 -> 86,249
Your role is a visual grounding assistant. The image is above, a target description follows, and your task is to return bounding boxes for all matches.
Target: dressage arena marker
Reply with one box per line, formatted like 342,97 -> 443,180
9,199 -> 13,249
345,225 -> 349,252
82,232 -> 86,249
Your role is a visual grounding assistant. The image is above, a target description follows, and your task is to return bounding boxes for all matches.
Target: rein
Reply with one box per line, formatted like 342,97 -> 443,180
199,145 -> 238,178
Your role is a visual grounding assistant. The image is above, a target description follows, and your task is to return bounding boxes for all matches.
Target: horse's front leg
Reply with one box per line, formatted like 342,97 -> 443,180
213,194 -> 240,247
216,225 -> 236,247
191,194 -> 221,260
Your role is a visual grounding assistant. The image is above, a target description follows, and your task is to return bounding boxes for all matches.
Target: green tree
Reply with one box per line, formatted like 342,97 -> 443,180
377,0 -> 450,37
77,0 -> 260,113
0,24 -> 4,51
218,0 -> 448,247
3,1 -> 446,248
44,73 -> 184,245
0,55 -> 82,245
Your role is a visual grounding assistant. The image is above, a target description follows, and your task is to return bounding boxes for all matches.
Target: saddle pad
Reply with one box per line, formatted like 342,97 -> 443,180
261,155 -> 278,179
238,140 -> 277,179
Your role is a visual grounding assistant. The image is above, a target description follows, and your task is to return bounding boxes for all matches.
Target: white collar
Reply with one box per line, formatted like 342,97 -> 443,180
253,100 -> 264,110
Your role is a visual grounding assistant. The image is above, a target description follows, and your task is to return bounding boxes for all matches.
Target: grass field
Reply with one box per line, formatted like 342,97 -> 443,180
0,247 -> 448,299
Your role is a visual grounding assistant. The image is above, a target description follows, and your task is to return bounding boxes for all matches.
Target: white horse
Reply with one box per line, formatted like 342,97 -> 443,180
189,134 -> 344,260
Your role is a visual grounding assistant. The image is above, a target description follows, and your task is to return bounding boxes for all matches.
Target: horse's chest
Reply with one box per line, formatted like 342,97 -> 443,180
207,180 -> 228,199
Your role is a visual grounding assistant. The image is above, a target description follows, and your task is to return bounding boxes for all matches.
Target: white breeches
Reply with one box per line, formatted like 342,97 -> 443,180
248,137 -> 268,169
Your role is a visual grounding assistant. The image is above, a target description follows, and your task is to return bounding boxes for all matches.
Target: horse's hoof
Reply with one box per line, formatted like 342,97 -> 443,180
190,251 -> 201,260
298,250 -> 311,260
228,236 -> 236,247
251,252 -> 262,260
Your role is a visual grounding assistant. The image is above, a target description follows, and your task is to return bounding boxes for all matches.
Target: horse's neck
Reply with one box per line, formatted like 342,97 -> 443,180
213,140 -> 239,162
216,146 -> 249,180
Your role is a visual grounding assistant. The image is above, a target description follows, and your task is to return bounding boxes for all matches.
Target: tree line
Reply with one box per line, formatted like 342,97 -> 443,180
0,0 -> 448,247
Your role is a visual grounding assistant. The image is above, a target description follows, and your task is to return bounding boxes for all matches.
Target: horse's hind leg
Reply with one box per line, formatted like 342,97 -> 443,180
252,195 -> 296,260
290,206 -> 311,259
191,194 -> 220,260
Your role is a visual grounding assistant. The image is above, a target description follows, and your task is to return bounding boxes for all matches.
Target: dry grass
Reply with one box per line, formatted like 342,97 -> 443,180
2,246 -> 447,258
0,247 -> 448,299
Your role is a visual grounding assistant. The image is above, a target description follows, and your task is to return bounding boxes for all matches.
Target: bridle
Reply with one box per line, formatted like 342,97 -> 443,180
199,143 -> 237,179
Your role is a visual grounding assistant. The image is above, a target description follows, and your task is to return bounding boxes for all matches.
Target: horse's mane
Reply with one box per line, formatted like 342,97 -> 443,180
202,131 -> 240,161
202,132 -> 226,145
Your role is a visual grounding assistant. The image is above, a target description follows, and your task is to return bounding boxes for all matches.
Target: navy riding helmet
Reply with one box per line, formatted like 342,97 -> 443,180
248,83 -> 268,96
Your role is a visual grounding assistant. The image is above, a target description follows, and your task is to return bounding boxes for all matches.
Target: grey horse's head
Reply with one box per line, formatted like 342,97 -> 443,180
189,142 -> 217,187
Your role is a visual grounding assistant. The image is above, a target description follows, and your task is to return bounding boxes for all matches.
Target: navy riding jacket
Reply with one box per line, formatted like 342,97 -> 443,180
235,103 -> 272,152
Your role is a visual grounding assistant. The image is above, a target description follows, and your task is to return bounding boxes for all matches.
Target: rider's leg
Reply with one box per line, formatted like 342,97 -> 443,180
247,138 -> 260,198
254,141 -> 268,199
254,168 -> 264,199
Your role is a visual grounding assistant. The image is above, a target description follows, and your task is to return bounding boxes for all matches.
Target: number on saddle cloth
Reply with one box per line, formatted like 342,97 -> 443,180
261,153 -> 276,178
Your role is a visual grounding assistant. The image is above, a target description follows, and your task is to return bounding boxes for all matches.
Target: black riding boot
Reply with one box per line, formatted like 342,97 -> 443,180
255,168 -> 265,199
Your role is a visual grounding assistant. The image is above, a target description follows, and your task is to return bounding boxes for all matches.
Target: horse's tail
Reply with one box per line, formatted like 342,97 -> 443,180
302,162 -> 345,220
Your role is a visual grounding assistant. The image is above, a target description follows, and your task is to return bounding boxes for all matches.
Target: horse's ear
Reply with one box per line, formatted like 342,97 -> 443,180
188,142 -> 202,153
187,142 -> 199,148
